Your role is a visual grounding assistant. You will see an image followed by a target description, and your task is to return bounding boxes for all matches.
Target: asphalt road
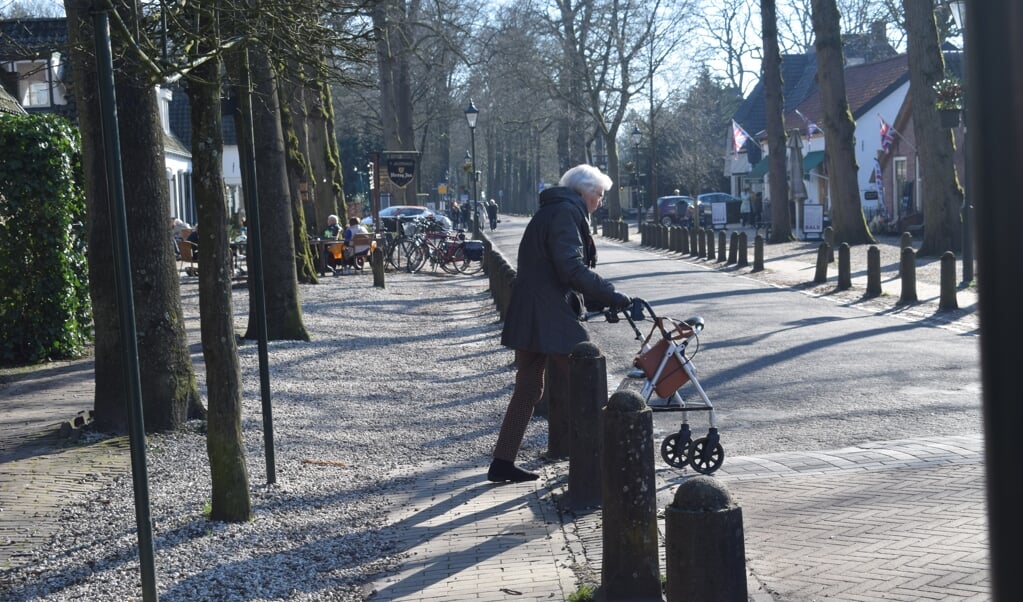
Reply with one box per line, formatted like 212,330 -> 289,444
484,215 -> 982,459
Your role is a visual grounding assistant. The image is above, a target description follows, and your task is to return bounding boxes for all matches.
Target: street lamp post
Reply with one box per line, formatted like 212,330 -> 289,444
631,126 -> 643,221
949,0 -> 973,283
464,99 -> 480,236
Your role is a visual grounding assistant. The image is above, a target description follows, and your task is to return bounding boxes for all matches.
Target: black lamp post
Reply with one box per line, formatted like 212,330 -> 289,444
464,99 -> 480,235
631,126 -> 643,220
949,0 -> 973,283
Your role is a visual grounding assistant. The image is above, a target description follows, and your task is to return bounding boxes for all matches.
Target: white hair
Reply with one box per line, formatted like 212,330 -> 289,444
559,164 -> 613,197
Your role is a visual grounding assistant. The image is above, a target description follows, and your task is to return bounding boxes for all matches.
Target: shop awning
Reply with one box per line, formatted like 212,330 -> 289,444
747,159 -> 770,178
803,150 -> 825,172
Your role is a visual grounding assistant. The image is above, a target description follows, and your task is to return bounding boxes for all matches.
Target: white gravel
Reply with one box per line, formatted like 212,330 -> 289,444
3,271 -> 539,601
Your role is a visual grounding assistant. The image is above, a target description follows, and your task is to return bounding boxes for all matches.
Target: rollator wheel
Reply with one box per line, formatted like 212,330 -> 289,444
687,437 -> 724,475
660,433 -> 690,468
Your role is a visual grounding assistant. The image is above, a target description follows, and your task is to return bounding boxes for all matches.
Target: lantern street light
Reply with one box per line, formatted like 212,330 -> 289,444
464,99 -> 480,235
630,126 -> 643,220
948,0 -> 973,283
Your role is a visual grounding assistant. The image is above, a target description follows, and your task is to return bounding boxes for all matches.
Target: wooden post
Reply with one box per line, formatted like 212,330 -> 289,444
939,251 -> 959,310
600,390 -> 661,601
837,242 -> 851,290
866,245 -> 882,297
665,476 -> 747,601
568,342 -> 605,510
813,242 -> 830,283
545,356 -> 571,458
898,246 -> 918,304
371,247 -> 385,288
738,231 -> 749,268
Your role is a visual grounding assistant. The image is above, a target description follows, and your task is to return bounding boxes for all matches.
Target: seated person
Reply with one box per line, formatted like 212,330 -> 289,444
186,227 -> 200,260
323,214 -> 343,273
341,217 -> 370,274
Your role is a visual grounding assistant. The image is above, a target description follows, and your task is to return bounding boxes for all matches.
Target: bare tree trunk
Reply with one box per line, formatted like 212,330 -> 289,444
761,0 -> 793,243
307,73 -> 339,233
373,0 -> 417,204
187,52 -> 252,522
283,61 -> 319,236
903,0 -> 963,256
811,0 -> 875,245
242,50 -> 309,341
64,0 -> 201,434
317,73 -> 346,223
278,69 -> 318,285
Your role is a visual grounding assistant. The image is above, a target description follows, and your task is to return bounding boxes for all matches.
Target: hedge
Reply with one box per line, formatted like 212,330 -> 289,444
0,113 -> 92,364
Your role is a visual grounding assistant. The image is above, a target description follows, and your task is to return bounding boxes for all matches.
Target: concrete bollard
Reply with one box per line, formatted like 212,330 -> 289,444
837,242 -> 851,290
664,476 -> 747,602
752,234 -> 763,272
898,246 -> 918,304
939,251 -> 959,310
568,342 -> 605,510
738,231 -> 749,268
717,230 -> 727,262
727,231 -> 738,265
706,228 -> 715,259
866,245 -> 881,297
600,390 -> 661,601
813,242 -> 830,283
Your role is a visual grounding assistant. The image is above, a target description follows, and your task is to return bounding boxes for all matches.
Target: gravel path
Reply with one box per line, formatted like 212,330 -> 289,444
1,272 -> 528,601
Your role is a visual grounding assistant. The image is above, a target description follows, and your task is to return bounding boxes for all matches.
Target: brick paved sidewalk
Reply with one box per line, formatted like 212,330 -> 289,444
0,358 -> 130,570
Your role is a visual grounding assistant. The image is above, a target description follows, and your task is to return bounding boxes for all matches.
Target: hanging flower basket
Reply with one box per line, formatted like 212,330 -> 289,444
933,77 -> 964,111
940,108 -> 961,128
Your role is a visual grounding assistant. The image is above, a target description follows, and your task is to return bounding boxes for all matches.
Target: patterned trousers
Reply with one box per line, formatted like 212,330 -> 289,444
493,350 -> 570,461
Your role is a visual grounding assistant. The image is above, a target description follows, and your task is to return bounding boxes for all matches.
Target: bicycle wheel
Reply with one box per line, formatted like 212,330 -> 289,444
406,243 -> 428,273
390,238 -> 415,271
384,236 -> 403,270
440,243 -> 467,274
457,243 -> 484,275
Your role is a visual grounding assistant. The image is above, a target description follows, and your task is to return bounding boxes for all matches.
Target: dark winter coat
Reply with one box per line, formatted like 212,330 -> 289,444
500,186 -> 618,355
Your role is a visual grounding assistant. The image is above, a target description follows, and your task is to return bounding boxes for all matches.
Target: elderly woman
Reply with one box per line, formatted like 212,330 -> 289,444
488,164 -> 631,483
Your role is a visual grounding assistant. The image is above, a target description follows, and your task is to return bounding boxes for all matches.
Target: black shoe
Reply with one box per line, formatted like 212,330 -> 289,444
487,459 -> 539,483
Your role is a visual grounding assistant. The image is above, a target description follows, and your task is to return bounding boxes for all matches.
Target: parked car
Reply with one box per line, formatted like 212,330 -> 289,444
697,192 -> 743,226
363,205 -> 434,232
645,195 -> 699,227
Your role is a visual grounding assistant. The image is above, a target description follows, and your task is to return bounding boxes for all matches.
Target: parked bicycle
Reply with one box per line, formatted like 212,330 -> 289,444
403,216 -> 484,275
377,215 -> 420,272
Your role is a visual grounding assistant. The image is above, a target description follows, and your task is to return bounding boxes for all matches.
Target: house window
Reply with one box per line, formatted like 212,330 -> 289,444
893,157 -> 909,215
27,81 -> 50,107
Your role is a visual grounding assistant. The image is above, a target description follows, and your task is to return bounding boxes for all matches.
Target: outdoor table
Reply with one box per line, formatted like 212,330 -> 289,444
308,237 -> 340,276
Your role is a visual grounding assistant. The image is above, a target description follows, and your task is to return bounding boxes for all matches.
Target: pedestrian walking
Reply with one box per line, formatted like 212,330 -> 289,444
740,187 -> 752,227
486,199 -> 499,231
488,164 -> 632,483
